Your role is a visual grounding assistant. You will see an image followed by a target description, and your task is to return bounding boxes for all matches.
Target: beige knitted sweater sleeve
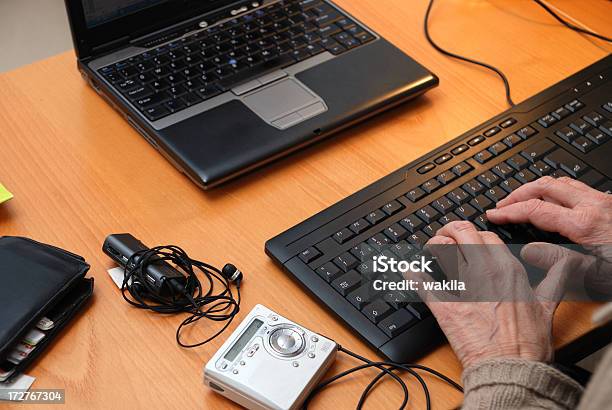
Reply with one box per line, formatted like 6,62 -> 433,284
461,346 -> 612,410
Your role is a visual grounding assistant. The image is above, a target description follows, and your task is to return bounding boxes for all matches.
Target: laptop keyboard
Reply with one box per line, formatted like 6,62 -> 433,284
96,0 -> 375,121
265,57 -> 612,362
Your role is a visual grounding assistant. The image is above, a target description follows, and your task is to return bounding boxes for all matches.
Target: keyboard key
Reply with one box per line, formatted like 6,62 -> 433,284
463,180 -> 486,196
507,154 -> 529,170
137,92 -> 170,108
484,126 -> 501,138
503,134 -> 523,147
437,170 -> 457,185
143,104 -> 170,120
551,107 -> 571,120
434,154 -> 453,165
348,284 -> 378,310
351,243 -> 377,261
488,142 -> 508,156
572,136 -> 595,153
439,213 -> 461,226
517,126 -> 537,139
538,113 -> 558,128
366,209 -> 387,225
407,231 -> 430,249
586,129 -> 609,145
570,119 -> 592,135
400,215 -> 425,233
500,177 -> 521,193
578,170 -> 606,187
333,228 -> 355,244
363,300 -> 392,323
334,252 -> 359,272
474,150 -> 494,164
484,186 -> 508,203
422,178 -> 442,194
454,204 -> 478,220
597,180 -> 612,194
521,140 -> 556,162
599,121 -> 612,137
583,111 -> 605,127
378,309 -> 417,337
368,233 -> 392,251
416,205 -> 441,223
492,162 -> 515,179
544,150 -> 588,177
332,270 -> 361,296
390,241 -> 417,260
447,188 -> 470,205
299,247 -> 321,263
382,200 -> 404,216
556,127 -> 579,143
515,169 -> 537,184
350,218 -> 371,234
408,303 -> 431,319
474,214 -> 490,230
452,162 -> 473,176
565,99 -> 584,112
451,144 -> 469,155
500,118 -> 517,128
477,170 -> 500,188
417,163 -> 436,174
470,195 -> 493,212
431,197 -> 456,214
468,135 -> 486,146
384,224 -> 409,243
406,187 -> 426,202
423,222 -> 443,237
602,102 -> 612,113
316,262 -> 341,282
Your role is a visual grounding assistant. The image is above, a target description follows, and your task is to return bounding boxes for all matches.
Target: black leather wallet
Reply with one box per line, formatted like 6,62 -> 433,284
0,236 -> 94,382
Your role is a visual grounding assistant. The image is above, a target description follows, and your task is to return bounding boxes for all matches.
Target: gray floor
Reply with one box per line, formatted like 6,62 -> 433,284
0,0 -> 73,73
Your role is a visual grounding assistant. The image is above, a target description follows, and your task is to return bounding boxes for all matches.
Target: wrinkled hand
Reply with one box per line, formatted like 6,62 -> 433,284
487,176 -> 612,246
417,221 -> 580,369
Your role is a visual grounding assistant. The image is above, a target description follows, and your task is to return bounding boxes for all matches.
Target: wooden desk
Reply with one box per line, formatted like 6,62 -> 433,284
1,0 -> 610,408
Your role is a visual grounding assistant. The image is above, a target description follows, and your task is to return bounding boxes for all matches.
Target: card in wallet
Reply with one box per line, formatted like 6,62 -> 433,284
0,236 -> 94,382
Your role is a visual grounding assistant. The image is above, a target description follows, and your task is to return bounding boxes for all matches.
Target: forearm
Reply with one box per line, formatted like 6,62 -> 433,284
461,359 -> 583,410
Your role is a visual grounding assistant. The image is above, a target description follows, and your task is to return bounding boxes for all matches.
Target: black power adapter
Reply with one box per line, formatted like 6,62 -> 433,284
103,233 -> 186,297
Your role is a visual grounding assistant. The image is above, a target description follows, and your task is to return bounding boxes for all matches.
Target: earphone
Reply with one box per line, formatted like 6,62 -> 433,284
119,244 -> 243,348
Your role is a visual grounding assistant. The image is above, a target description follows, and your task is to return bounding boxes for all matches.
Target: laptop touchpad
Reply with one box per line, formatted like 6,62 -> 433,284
241,77 -> 328,130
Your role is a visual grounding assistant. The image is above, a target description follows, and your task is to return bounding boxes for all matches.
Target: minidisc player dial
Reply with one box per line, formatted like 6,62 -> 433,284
269,327 -> 304,357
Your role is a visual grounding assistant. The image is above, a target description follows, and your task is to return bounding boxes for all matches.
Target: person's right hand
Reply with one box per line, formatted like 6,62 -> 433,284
486,176 -> 612,245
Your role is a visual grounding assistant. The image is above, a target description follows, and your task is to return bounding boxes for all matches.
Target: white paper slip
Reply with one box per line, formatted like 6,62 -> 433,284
22,329 -> 45,346
107,267 -> 131,289
0,374 -> 36,401
36,317 -> 55,331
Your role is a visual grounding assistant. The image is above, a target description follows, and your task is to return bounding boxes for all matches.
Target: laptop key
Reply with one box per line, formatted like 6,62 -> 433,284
143,104 -> 170,121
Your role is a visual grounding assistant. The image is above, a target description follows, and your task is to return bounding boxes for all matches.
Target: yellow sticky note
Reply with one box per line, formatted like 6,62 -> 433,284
0,183 -> 13,204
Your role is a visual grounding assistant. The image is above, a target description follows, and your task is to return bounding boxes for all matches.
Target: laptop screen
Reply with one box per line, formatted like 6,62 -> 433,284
82,0 -> 171,28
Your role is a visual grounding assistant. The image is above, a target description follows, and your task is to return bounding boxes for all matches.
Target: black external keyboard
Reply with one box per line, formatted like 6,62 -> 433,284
97,0 -> 374,121
266,55 -> 612,363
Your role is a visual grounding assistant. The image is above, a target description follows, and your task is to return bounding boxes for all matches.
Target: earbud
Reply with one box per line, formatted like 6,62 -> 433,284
222,263 -> 243,285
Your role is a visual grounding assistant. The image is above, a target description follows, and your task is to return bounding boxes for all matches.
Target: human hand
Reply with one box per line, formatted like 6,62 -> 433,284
417,221 -> 580,369
486,176 -> 612,246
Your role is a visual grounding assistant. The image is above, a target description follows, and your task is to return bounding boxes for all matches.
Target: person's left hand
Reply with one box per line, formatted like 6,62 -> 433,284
414,221 -> 580,369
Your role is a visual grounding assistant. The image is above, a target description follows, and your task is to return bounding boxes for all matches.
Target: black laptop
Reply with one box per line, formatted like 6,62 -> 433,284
65,0 -> 438,188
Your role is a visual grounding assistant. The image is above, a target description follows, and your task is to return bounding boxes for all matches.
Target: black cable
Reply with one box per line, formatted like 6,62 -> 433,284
533,0 -> 612,43
424,0 -> 516,107
305,345 -> 463,409
120,245 -> 241,348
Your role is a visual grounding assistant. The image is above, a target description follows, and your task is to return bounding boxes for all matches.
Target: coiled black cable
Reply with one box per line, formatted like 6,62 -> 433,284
120,245 -> 241,348
304,345 -> 463,410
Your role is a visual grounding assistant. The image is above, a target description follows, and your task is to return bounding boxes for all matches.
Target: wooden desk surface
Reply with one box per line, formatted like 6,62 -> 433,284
1,0 -> 610,408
